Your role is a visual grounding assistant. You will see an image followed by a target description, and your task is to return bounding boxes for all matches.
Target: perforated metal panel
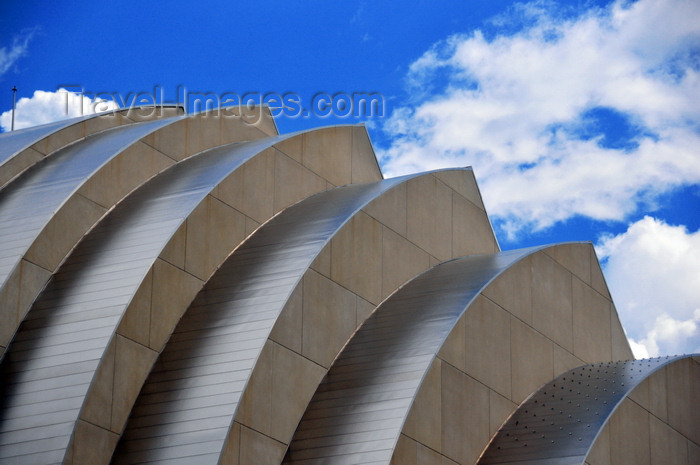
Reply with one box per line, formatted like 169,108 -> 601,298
477,355 -> 691,465
284,246 -> 551,465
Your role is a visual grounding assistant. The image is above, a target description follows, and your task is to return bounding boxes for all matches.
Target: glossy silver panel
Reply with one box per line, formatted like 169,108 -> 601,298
283,246 -> 554,465
0,107 -> 182,174
111,172 -> 433,464
0,115 -> 91,168
0,118 -> 179,286
477,355 -> 693,465
0,132 -> 299,465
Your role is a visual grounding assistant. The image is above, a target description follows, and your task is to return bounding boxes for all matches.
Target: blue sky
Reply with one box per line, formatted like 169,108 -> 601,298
1,0 -> 698,358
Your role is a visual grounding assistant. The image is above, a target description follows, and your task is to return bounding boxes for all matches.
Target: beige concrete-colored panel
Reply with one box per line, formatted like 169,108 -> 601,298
237,340 -> 274,437
405,358 -> 442,453
381,227 -> 430,299
628,376 -> 650,411
553,344 -> 585,378
438,310 -> 466,373
452,193 -> 498,256
667,358 -> 699,444
44,122 -> 85,155
483,256 -> 532,325
351,125 -> 382,183
0,270 -> 20,348
590,247 -> 611,298
650,414 -> 689,465
219,421 -> 240,465
78,141 -> 174,208
301,270 -> 357,368
545,243 -> 591,286
159,222 -> 186,269
391,434 -> 417,465
269,343 -> 326,443
275,134 -> 303,163
269,281 -> 303,354
430,255 -> 442,268
273,152 -> 328,214
586,422 -> 611,465
309,242 -> 331,278
238,425 -> 287,465
84,112 -> 124,135
572,277 -> 612,363
245,216 -> 260,237
116,268 -> 152,348
17,259 -> 52,324
688,440 -> 700,465
330,212 -> 383,305
356,296 -> 376,327
649,366 -> 668,422
25,193 -> 107,272
301,126 -> 352,187
0,147 -> 44,187
510,317 -> 553,403
0,259 -> 52,351
609,398 -> 651,465
81,337 -> 116,430
144,118 -> 187,161
148,259 -> 204,351
219,105 -> 276,142
610,303 -> 634,360
406,175 -> 453,261
465,295 -> 511,398
531,251 -> 573,352
416,442 -> 445,465
364,182 -> 407,237
440,365 -> 490,464
216,148 -> 275,223
220,114 -> 272,145
185,113 -> 222,156
184,196 -> 246,281
110,335 -> 158,432
434,169 -> 485,210
70,419 -> 119,465
489,390 -> 517,437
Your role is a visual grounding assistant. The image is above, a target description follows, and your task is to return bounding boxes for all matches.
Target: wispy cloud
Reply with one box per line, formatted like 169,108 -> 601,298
596,216 -> 700,357
378,0 -> 700,238
0,27 -> 39,77
0,88 -> 119,131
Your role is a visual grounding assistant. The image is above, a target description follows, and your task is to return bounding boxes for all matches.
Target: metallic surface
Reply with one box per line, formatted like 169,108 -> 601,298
477,355 -> 692,465
0,114 -> 93,169
0,133 -> 297,465
0,117 -> 179,352
111,172 -> 433,464
284,246 -> 553,465
0,107 -> 183,173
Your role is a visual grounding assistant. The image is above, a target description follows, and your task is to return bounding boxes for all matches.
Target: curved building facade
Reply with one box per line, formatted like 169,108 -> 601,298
0,108 -> 697,465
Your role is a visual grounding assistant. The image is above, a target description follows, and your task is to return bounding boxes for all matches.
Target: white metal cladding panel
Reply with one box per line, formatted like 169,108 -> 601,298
0,135 -> 293,465
284,247 -> 548,465
0,118 -> 179,291
112,174 -> 424,464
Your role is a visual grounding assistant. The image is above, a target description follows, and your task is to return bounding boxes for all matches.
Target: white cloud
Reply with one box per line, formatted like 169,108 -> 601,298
597,216 -> 700,357
378,0 -> 700,238
0,88 -> 120,131
0,28 -> 38,77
